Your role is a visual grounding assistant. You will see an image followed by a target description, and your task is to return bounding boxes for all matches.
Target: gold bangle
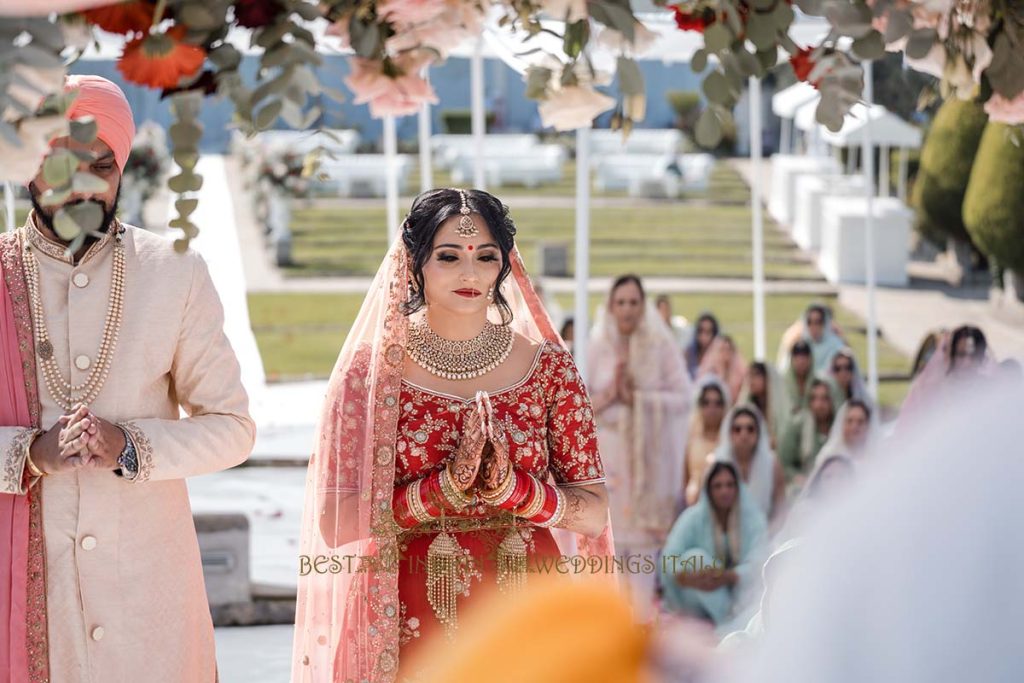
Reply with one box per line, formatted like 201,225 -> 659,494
479,466 -> 516,506
440,467 -> 476,510
406,479 -> 433,524
516,477 -> 546,519
23,430 -> 46,478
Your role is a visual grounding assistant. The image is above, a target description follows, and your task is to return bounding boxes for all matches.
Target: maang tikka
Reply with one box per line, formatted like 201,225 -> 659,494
455,189 -> 479,238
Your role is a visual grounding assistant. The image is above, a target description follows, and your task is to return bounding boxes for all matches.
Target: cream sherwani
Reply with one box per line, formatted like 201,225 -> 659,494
0,220 -> 255,682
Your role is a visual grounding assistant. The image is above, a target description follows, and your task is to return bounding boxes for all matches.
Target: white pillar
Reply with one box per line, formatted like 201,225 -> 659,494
749,77 -> 766,361
574,125 -> 592,381
861,62 -> 879,401
383,114 -> 399,244
418,69 -> 433,194
897,147 -> 909,202
4,182 -> 15,232
879,144 -> 890,197
471,38 -> 486,190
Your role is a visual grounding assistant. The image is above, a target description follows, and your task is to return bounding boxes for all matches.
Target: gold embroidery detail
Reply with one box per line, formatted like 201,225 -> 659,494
118,421 -> 154,483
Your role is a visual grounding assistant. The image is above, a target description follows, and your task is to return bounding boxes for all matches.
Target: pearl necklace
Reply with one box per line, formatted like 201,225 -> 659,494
22,227 -> 126,412
407,320 -> 513,381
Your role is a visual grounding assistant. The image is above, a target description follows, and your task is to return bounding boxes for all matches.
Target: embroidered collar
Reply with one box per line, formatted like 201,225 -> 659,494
24,211 -> 120,266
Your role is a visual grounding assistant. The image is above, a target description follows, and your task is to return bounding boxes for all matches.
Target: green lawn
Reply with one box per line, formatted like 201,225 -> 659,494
285,166 -> 821,281
249,291 -> 911,408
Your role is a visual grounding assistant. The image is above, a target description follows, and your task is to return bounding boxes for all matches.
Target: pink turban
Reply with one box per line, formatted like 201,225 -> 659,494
62,74 -> 136,173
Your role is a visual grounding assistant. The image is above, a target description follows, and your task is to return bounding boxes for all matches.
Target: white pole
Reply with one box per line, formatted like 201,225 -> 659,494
897,146 -> 908,202
574,125 -> 592,382
861,63 -> 879,401
4,182 -> 15,232
471,37 -> 486,190
879,143 -> 890,197
418,69 -> 433,194
749,77 -> 767,361
384,114 -> 399,244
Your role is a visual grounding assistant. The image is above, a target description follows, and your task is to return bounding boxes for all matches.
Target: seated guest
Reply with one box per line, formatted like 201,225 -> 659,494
685,376 -> 730,506
685,312 -> 719,379
824,347 -> 870,408
783,341 -> 814,419
738,361 -> 790,449
778,379 -> 836,486
659,461 -> 768,633
698,334 -> 747,406
714,405 -> 786,523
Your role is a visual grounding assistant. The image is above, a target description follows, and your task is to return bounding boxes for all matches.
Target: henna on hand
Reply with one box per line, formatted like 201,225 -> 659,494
449,406 -> 487,492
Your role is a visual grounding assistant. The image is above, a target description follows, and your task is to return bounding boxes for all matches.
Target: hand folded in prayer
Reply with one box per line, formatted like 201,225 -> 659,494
58,403 -> 126,470
479,419 -> 510,492
449,405 -> 487,492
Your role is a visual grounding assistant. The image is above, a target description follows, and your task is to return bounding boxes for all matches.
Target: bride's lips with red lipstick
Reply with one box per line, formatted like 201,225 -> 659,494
454,289 -> 482,298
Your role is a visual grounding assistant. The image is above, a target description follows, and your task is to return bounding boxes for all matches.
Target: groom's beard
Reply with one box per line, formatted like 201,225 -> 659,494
28,183 -> 121,247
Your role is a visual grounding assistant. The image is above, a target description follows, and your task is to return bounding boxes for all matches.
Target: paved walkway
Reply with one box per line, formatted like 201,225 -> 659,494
730,158 -> 1024,362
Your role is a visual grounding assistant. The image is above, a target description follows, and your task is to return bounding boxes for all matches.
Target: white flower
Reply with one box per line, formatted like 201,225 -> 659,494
538,85 -> 616,131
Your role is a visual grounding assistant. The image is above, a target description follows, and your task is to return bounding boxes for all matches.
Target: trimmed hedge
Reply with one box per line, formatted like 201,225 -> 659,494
911,98 -> 988,246
963,122 -> 1024,272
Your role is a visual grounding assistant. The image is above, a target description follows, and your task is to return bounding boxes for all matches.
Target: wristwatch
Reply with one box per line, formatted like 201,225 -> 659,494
114,427 -> 139,479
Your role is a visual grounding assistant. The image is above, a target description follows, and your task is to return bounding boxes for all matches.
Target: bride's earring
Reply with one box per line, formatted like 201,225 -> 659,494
487,286 -> 494,302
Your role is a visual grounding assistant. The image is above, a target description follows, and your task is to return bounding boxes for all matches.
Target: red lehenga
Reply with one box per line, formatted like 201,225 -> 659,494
292,241 -> 615,683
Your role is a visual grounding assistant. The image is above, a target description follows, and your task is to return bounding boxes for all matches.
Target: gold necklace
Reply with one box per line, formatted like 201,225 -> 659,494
407,320 -> 513,381
21,227 -> 126,412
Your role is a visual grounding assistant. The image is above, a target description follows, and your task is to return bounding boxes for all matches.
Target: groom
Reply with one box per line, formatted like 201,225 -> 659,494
0,75 -> 255,681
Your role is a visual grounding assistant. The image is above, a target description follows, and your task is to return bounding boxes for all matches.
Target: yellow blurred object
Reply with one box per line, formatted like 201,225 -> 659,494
410,576 -> 653,683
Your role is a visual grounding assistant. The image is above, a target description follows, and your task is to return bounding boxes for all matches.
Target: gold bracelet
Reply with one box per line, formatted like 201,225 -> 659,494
478,466 -> 516,507
440,467 -> 476,510
23,430 -> 46,478
516,476 -> 547,519
535,487 -> 566,528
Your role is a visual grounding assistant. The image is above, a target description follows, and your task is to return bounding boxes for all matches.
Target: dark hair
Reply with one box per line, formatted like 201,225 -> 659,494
559,317 -> 574,341
810,378 -> 832,395
609,274 -> 645,302
806,303 -> 829,322
401,188 -> 517,324
696,312 -> 719,336
731,406 -> 761,440
948,325 -> 987,373
704,461 -> 739,502
845,399 -> 871,422
699,383 -> 724,406
750,361 -> 768,377
655,293 -> 671,306
791,340 -> 812,357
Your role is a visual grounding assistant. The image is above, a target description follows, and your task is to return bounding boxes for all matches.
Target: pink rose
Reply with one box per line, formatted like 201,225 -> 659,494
344,51 -> 439,119
538,85 -> 616,131
377,0 -> 449,28
385,4 -> 484,59
984,90 -> 1024,125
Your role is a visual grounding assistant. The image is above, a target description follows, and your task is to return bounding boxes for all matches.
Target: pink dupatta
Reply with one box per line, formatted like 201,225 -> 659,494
0,231 -> 49,683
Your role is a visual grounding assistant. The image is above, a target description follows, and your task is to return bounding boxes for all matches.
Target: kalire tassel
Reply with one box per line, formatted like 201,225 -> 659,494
496,528 -> 529,595
426,530 -> 465,641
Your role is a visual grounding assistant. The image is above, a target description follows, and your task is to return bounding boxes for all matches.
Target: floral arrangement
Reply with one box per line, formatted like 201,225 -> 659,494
257,147 -> 313,197
664,0 -> 1024,145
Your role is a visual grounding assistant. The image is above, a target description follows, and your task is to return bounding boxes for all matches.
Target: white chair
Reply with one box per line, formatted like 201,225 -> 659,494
429,134 -> 539,170
449,144 -> 566,187
679,153 -> 715,192
317,154 -> 413,197
590,129 -> 684,160
593,154 -> 680,197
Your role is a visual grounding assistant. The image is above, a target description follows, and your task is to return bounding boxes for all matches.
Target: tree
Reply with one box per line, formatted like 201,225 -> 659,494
962,123 -> 1024,280
911,98 -> 988,248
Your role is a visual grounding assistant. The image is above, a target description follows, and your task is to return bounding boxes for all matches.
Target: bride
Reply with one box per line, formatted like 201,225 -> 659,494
292,188 -> 614,682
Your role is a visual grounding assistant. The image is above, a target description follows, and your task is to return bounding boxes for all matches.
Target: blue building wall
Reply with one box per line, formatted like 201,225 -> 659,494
71,56 -> 705,152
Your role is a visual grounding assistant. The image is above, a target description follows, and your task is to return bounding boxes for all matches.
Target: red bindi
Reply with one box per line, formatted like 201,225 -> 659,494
467,245 -> 474,251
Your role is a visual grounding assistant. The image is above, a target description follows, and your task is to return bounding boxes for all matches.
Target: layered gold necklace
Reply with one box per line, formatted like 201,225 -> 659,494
22,227 -> 126,412
407,320 -> 513,381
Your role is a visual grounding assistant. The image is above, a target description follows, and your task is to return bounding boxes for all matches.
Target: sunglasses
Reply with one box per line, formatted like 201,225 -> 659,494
731,424 -> 757,435
833,363 -> 853,372
807,318 -> 824,326
699,398 -> 725,407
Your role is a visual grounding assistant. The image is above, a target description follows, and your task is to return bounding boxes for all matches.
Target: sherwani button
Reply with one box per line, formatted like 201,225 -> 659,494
81,536 -> 97,551
91,626 -> 105,641
73,273 -> 90,288
75,355 -> 91,370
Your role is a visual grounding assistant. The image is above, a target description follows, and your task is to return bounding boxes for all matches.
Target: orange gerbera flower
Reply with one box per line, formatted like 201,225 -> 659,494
117,25 -> 207,90
83,1 -> 155,36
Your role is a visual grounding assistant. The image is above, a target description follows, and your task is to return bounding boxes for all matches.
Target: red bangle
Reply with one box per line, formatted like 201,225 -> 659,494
525,481 -> 561,525
493,469 -> 533,511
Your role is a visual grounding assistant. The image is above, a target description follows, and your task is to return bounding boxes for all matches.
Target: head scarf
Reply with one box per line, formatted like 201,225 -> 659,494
714,404 -> 778,518
821,347 -> 869,408
817,401 -> 879,462
686,312 -> 720,379
737,362 -> 790,443
697,336 -> 747,407
60,75 -> 135,172
800,304 -> 846,375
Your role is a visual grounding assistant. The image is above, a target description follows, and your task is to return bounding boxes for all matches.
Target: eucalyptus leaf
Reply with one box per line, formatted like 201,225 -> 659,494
702,71 -> 732,105
695,108 -> 723,148
738,49 -> 763,79
771,1 -> 795,31
69,117 -> 97,144
254,20 -> 293,49
175,198 -> 199,217
746,13 -> 777,51
692,48 -> 708,73
262,44 -> 293,69
209,44 -> 242,70
525,66 -> 553,100
756,48 -> 777,71
883,8 -> 913,44
751,0 -> 774,10
704,22 -> 732,53
15,44 -> 63,69
174,238 -> 190,254
617,56 -> 644,96
254,98 -> 283,130
589,1 -> 635,42
179,3 -> 221,30
71,171 -> 109,194
169,122 -> 202,149
986,32 -> 1024,99
173,150 -> 200,170
292,2 -> 323,21
795,0 -> 824,15
61,201 -> 102,237
280,99 -> 305,128
564,20 -> 589,60
905,28 -> 938,59
42,149 -> 78,187
39,187 -> 71,207
168,172 -> 203,193
852,31 -> 886,60
349,17 -> 381,59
